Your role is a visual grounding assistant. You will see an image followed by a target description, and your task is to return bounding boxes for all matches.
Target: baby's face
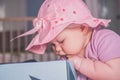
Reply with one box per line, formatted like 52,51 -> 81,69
50,26 -> 87,58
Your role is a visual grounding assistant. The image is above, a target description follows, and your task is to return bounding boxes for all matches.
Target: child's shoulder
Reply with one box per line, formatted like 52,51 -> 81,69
94,29 -> 119,38
93,29 -> 120,44
97,29 -> 116,34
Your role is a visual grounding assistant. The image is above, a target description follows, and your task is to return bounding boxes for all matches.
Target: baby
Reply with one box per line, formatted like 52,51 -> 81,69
14,0 -> 120,80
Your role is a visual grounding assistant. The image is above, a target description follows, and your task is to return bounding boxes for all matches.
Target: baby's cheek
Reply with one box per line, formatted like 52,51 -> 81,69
66,47 -> 80,55
63,43 -> 71,49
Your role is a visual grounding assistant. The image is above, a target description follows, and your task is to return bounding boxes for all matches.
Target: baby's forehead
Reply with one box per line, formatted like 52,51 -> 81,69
66,23 -> 81,28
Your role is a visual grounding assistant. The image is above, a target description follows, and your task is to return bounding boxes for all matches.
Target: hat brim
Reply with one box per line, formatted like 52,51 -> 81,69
25,18 -> 111,54
25,22 -> 71,54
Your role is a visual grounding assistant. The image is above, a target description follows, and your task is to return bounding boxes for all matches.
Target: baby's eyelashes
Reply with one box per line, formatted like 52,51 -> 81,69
50,39 -> 64,45
57,40 -> 64,44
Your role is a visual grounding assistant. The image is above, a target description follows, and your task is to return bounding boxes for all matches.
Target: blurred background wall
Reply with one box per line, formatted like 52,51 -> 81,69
86,0 -> 120,35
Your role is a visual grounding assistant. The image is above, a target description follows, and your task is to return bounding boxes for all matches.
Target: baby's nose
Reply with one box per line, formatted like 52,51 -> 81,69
55,45 -> 62,54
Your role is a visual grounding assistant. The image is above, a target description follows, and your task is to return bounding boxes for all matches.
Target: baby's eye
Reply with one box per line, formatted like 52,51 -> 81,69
58,40 -> 64,44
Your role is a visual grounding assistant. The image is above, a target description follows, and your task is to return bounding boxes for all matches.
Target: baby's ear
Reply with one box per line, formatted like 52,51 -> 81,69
81,23 -> 89,28
80,23 -> 89,33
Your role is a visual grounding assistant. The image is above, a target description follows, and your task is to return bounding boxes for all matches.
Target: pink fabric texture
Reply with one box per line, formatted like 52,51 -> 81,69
14,0 -> 111,54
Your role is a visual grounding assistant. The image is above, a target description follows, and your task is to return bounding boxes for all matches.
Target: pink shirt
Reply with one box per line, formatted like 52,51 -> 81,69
78,29 -> 120,80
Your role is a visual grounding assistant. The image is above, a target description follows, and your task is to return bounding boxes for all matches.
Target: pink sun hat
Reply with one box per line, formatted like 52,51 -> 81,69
14,0 -> 111,54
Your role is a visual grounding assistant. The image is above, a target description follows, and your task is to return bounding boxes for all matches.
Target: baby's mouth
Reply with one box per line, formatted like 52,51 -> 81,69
61,55 -> 68,59
63,55 -> 73,59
